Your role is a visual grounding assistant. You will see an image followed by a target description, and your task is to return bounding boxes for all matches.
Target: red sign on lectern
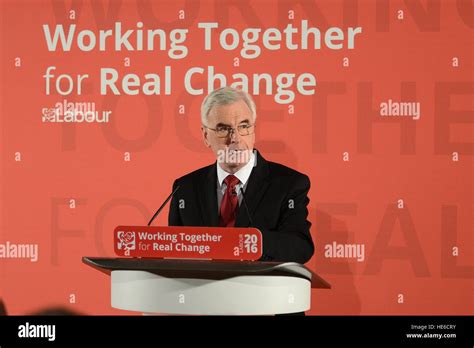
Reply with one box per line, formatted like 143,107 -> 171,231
113,225 -> 263,260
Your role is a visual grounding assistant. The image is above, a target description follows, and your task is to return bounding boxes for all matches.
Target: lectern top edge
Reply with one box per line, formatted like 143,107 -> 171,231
82,257 -> 331,289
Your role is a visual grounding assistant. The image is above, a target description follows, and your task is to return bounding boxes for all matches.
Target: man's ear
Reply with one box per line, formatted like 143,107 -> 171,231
201,126 -> 211,147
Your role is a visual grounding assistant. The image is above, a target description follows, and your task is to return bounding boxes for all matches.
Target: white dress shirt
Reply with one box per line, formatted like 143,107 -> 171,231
216,151 -> 256,212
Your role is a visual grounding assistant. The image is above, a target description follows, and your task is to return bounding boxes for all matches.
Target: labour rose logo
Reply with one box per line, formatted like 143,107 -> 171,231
117,231 -> 136,256
42,107 -> 57,122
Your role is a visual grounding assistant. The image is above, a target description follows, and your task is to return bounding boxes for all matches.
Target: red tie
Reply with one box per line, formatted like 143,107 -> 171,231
219,175 -> 240,227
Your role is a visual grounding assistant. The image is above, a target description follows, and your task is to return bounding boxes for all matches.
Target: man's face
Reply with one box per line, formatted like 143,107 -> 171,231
201,99 -> 256,173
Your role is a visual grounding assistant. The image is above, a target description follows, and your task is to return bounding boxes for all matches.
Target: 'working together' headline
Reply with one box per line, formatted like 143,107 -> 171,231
42,21 -> 363,104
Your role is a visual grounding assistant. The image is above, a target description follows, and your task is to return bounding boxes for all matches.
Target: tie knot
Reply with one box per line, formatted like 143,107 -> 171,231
224,175 -> 240,189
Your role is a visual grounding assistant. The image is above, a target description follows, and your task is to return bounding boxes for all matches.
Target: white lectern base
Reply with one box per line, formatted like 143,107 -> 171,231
111,270 -> 311,315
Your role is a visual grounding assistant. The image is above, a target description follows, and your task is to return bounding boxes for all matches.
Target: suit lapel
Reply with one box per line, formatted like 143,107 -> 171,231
235,150 -> 270,227
197,163 -> 219,227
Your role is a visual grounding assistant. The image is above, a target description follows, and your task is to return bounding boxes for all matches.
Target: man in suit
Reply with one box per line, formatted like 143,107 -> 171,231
168,86 -> 314,264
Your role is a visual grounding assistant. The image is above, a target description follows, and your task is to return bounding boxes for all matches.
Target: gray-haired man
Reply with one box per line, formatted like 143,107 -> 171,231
168,86 -> 314,265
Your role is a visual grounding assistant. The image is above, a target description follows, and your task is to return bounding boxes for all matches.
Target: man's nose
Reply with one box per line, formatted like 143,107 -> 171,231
228,128 -> 240,143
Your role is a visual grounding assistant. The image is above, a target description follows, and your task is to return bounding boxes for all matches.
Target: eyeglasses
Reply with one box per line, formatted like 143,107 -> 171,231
204,124 -> 256,138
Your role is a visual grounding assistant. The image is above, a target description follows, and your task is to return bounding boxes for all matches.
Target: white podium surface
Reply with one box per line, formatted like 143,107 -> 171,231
83,257 -> 330,315
112,270 -> 310,315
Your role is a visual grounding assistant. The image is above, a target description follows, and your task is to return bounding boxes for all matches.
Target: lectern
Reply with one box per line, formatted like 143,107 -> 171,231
83,257 -> 330,315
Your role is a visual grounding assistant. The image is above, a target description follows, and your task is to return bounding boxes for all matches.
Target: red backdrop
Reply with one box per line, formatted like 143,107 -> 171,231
0,0 -> 472,315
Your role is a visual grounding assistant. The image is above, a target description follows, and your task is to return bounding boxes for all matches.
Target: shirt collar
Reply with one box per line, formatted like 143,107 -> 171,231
217,150 -> 255,187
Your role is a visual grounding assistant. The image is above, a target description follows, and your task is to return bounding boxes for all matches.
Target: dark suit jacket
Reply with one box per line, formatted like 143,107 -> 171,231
168,150 -> 314,264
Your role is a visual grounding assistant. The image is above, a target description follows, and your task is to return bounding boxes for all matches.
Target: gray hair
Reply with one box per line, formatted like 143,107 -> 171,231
201,87 -> 257,126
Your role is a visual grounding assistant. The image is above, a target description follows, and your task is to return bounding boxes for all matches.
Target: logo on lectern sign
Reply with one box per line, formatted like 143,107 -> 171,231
116,231 -> 136,256
113,226 -> 263,260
